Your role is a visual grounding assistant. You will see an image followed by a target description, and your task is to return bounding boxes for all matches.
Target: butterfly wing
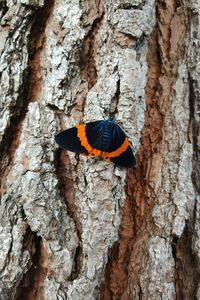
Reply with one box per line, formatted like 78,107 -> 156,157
55,120 -> 136,168
109,145 -> 136,167
55,127 -> 87,154
84,120 -> 106,150
55,121 -> 106,156
102,123 -> 136,168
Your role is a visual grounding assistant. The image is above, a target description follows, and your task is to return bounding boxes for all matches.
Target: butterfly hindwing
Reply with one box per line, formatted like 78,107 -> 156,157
99,122 -> 136,167
84,121 -> 106,150
107,122 -> 126,152
109,145 -> 136,168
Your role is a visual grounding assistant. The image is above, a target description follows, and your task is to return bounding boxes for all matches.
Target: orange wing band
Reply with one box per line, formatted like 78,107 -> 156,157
76,124 -> 101,156
77,124 -> 129,160
102,138 -> 129,159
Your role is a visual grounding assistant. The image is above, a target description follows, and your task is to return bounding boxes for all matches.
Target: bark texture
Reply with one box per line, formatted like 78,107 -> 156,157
0,0 -> 199,299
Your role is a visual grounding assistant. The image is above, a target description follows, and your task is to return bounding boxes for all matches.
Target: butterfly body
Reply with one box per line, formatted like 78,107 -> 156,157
99,119 -> 115,151
55,118 -> 136,168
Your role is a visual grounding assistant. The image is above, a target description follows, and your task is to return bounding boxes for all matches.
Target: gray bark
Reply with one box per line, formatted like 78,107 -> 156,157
0,0 -> 199,299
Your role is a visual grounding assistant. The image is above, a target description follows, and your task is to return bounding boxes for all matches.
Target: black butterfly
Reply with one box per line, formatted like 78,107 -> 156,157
55,118 -> 136,168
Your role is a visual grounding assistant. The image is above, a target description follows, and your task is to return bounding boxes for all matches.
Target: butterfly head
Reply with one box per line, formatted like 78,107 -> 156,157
105,118 -> 116,131
107,117 -> 114,122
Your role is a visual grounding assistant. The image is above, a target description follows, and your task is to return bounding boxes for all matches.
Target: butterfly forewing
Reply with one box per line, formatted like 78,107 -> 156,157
55,127 -> 86,154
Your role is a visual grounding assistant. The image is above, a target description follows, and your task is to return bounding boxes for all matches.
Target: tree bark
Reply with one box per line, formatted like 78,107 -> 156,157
0,0 -> 199,299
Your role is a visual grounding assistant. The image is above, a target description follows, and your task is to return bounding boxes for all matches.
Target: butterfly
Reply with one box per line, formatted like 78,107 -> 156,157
55,118 -> 136,168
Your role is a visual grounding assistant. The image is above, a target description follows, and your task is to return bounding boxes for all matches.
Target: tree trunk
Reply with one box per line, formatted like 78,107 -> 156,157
0,0 -> 199,299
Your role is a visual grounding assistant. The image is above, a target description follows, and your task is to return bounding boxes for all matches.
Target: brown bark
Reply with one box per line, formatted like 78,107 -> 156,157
0,0 -> 199,299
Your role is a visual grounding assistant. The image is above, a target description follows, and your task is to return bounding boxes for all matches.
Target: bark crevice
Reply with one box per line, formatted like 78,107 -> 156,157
54,148 -> 83,281
0,0 -> 55,197
0,1 -> 8,19
188,72 -> 200,193
173,222 -> 200,300
79,0 -> 104,89
16,226 -> 46,300
27,0 -> 55,102
0,69 -> 30,197
117,1 -> 145,11
110,77 -> 120,117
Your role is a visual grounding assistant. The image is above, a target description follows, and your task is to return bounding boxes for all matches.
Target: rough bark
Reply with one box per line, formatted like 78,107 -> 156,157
0,0 -> 199,300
